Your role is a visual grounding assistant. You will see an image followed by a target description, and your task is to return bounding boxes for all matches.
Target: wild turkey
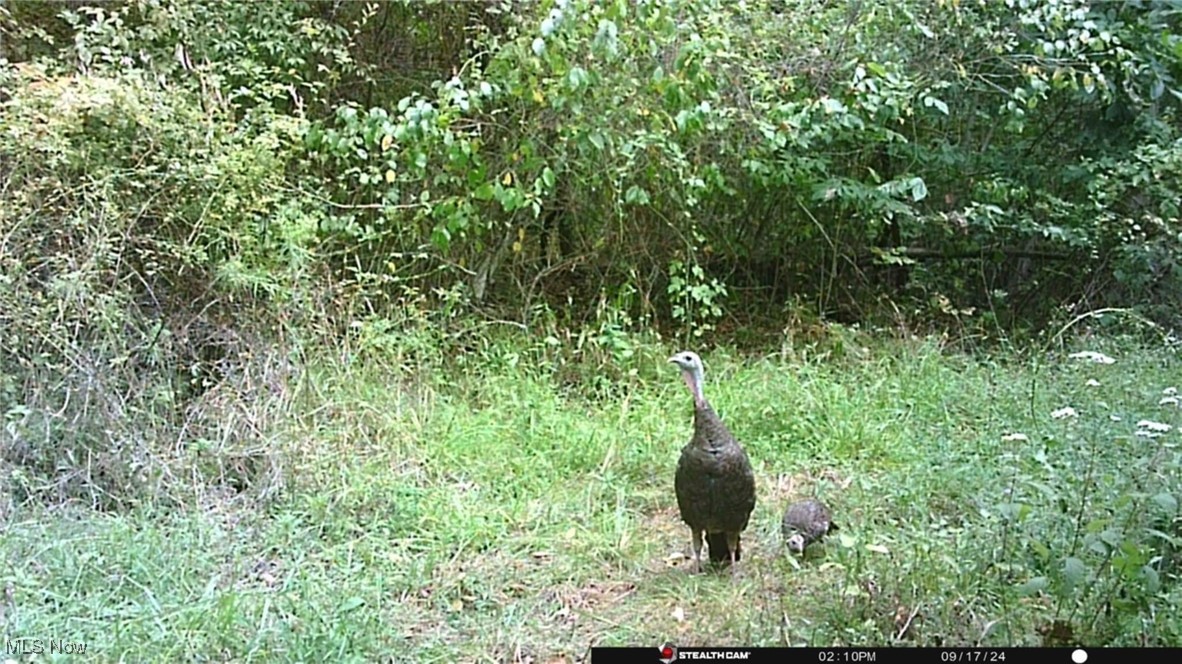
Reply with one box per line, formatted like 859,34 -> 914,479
670,351 -> 757,573
781,498 -> 837,554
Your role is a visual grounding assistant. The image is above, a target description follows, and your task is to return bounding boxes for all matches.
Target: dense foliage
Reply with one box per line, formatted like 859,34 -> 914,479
6,0 -> 1179,338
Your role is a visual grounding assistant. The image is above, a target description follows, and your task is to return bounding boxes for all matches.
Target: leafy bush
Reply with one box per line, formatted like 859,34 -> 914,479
0,61 -> 315,509
288,0 -> 1182,336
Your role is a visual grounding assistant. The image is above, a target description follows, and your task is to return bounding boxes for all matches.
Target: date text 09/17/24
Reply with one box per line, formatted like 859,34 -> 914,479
816,650 -> 1012,663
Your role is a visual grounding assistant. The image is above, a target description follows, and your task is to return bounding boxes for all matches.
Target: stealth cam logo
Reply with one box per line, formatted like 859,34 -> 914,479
658,642 -> 678,664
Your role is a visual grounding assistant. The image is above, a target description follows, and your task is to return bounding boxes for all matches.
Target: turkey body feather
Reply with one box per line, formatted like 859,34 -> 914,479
669,351 -> 756,572
675,403 -> 757,564
781,498 -> 837,553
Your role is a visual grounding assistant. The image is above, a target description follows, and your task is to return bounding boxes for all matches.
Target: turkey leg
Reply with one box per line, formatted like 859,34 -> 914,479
726,532 -> 741,575
690,529 -> 704,573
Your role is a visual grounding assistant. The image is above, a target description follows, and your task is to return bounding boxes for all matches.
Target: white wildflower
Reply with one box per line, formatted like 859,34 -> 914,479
1161,396 -> 1180,407
1068,351 -> 1116,365
1085,379 -> 1101,387
1109,414 -> 1122,422
1051,406 -> 1078,419
1136,420 -> 1172,433
1164,387 -> 1178,396
1001,432 -> 1029,442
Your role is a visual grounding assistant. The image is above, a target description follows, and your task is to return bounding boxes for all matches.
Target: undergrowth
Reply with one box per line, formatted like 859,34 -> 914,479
1,333 -> 1180,661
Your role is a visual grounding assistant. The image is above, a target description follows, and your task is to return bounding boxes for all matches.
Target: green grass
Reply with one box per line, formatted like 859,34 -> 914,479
3,336 -> 1182,661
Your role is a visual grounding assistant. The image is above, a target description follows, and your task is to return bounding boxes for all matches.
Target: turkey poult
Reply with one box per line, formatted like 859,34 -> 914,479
781,498 -> 837,554
670,351 -> 757,573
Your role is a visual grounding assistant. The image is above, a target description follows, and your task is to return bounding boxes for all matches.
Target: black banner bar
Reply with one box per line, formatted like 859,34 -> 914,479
591,646 -> 1173,663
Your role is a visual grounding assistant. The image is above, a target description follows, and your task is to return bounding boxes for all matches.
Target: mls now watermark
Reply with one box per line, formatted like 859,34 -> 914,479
6,637 -> 89,655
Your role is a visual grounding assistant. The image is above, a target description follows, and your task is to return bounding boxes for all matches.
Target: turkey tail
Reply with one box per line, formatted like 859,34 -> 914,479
706,532 -> 740,565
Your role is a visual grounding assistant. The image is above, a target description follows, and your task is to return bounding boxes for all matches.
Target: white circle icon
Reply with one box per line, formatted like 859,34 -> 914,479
1071,649 -> 1087,664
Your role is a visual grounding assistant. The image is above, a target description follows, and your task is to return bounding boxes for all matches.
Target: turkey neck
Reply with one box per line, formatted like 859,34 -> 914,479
682,367 -> 728,449
680,366 -> 706,409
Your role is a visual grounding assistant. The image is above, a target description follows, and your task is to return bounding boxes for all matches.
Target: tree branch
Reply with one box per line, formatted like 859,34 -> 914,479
863,246 -> 1076,262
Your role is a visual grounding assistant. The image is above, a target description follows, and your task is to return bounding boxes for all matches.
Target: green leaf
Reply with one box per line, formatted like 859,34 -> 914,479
1147,528 -> 1180,547
1152,492 -> 1178,515
1114,541 -> 1148,572
339,596 -> 366,613
1151,79 -> 1165,101
909,177 -> 928,202
497,187 -> 525,212
821,98 -> 847,114
541,166 -> 556,190
1017,576 -> 1049,596
624,185 -> 650,205
1142,565 -> 1161,593
1063,556 -> 1087,589
473,183 -> 496,201
997,502 -> 1029,522
568,67 -> 589,90
924,95 -> 949,115
1099,528 -> 1123,547
593,20 -> 619,57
